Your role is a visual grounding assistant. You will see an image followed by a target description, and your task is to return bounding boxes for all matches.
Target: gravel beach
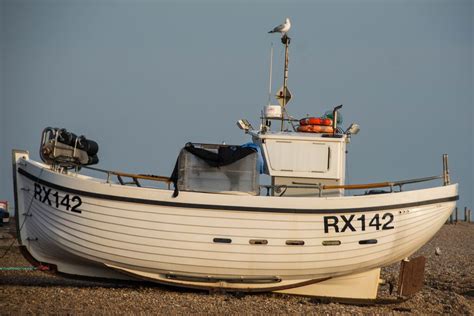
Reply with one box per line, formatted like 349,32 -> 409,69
1,221 -> 473,315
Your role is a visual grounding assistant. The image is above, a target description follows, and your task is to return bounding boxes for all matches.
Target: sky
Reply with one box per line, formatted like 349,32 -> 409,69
0,0 -> 472,215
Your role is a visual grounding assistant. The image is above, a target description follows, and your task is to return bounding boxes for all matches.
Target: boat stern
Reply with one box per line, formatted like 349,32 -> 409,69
12,149 -> 30,245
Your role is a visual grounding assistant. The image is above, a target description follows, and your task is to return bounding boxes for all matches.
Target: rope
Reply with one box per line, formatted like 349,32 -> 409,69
0,267 -> 37,271
0,265 -> 49,271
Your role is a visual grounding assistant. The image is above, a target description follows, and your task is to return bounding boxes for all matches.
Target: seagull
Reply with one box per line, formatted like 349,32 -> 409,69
268,18 -> 291,35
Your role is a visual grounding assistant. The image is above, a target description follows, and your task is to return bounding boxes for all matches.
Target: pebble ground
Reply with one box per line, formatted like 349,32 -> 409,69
1,221 -> 473,315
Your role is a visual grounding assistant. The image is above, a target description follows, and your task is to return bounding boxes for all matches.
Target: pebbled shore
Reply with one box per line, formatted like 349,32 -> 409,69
1,222 -> 473,315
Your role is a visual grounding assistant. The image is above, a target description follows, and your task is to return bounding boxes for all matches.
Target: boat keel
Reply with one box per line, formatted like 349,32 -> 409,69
275,268 -> 381,300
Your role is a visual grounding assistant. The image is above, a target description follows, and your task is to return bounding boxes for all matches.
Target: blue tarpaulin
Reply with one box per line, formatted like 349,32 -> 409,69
241,142 -> 264,174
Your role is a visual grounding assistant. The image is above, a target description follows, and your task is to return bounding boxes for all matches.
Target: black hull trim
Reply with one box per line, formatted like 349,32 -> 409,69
18,167 -> 458,214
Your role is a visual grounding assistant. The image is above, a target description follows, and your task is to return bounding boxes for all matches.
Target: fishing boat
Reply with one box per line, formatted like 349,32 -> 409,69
12,28 -> 458,300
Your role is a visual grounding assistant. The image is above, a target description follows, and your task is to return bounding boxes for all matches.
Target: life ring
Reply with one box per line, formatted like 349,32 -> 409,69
299,117 -> 333,126
297,125 -> 334,133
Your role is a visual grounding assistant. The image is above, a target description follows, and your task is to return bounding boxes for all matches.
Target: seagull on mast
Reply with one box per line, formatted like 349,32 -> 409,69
268,18 -> 291,36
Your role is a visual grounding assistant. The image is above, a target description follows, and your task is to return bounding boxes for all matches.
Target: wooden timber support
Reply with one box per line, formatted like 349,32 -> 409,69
446,207 -> 472,225
464,206 -> 472,223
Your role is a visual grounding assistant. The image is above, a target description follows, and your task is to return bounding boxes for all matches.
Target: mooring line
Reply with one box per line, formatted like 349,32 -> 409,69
0,265 -> 49,271
0,267 -> 37,271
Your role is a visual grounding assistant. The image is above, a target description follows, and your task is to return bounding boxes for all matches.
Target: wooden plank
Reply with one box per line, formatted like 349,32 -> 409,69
323,175 -> 442,191
111,171 -> 171,183
323,182 -> 393,190
398,256 -> 426,297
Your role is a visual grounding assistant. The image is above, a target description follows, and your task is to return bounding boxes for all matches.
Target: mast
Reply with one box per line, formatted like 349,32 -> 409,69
280,34 -> 290,131
267,18 -> 292,131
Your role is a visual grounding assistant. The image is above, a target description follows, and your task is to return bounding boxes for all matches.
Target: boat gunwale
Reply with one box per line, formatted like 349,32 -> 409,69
17,165 -> 459,214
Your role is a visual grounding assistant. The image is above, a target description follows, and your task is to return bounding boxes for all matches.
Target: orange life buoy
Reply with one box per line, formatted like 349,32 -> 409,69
299,117 -> 333,126
297,125 -> 334,133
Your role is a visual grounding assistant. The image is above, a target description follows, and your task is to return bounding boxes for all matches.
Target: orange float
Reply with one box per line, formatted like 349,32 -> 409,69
299,117 -> 333,126
297,125 -> 334,133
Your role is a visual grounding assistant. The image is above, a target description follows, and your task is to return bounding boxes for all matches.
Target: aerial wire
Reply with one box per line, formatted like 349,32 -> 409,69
268,43 -> 274,105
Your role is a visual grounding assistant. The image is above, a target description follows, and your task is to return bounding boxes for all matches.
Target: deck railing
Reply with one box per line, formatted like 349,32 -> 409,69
81,154 -> 450,197
82,165 -> 172,189
286,174 -> 444,197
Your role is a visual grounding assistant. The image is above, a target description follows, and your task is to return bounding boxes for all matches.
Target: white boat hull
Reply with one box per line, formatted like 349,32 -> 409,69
12,151 -> 458,298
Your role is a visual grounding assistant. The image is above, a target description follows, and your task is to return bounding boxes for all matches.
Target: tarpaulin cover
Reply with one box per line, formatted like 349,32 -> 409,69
170,143 -> 258,197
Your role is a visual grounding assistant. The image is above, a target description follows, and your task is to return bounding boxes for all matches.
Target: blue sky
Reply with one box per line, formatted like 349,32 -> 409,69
1,0 -> 472,213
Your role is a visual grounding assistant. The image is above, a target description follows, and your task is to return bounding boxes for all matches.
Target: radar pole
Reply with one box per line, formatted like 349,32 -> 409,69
280,34 -> 291,131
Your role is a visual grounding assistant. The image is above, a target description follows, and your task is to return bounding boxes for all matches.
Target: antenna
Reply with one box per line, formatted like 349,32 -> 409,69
267,43 -> 274,105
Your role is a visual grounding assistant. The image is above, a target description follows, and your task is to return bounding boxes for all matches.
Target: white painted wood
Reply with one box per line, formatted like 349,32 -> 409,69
256,132 -> 346,179
13,153 -> 457,297
265,141 -> 329,172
